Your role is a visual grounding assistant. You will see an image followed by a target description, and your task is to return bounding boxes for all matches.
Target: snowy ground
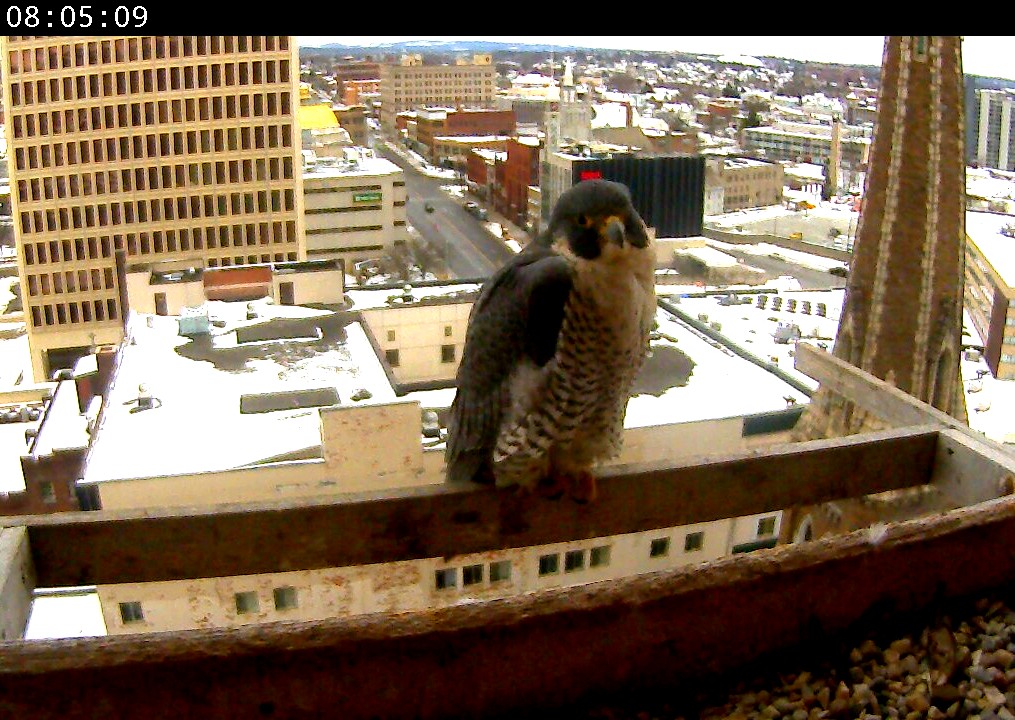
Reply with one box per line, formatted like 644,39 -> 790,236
0,276 -> 19,313
385,141 -> 459,181
441,184 -> 467,199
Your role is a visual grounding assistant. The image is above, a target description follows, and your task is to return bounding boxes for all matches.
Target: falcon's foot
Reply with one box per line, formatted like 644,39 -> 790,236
534,474 -> 566,500
566,470 -> 598,504
541,468 -> 597,503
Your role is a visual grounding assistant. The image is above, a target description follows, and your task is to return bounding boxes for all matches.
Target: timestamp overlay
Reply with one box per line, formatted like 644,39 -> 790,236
5,3 -> 148,30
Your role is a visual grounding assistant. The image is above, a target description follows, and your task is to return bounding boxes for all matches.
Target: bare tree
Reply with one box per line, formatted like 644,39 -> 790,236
381,237 -> 443,282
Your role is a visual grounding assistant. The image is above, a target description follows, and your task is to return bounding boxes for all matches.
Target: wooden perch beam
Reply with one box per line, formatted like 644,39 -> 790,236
2,425 -> 939,587
0,527 -> 34,643
5,492 -> 1015,719
794,342 -> 970,430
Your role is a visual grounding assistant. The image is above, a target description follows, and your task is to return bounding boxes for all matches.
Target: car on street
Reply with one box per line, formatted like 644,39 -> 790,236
463,201 -> 488,221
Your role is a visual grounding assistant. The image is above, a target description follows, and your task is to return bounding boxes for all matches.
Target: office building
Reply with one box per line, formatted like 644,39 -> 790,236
972,89 -> 1015,172
65,276 -> 820,632
302,151 -> 408,266
414,107 -> 515,164
705,156 -> 784,212
742,124 -> 870,170
964,211 -> 1015,379
542,147 -> 705,239
378,54 -> 496,135
1,35 -> 305,381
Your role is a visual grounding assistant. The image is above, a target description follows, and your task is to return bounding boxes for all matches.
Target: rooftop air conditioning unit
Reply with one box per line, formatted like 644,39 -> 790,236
137,384 -> 153,411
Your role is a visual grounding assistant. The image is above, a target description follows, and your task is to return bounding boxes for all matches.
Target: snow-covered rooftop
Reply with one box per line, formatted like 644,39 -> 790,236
303,154 -> 402,179
82,300 -> 398,485
626,298 -> 815,428
715,54 -> 764,68
966,211 -> 1015,289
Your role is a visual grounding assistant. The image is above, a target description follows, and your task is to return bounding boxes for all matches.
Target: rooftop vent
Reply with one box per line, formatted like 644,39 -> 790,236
239,388 -> 340,414
137,384 -> 154,411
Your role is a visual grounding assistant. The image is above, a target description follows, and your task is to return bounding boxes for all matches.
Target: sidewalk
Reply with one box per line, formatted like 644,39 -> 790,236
468,196 -> 533,252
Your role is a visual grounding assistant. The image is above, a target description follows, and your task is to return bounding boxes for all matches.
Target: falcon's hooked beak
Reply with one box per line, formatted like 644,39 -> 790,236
602,216 -> 626,247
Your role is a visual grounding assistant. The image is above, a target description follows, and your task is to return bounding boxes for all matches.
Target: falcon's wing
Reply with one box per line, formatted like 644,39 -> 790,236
445,244 -> 573,484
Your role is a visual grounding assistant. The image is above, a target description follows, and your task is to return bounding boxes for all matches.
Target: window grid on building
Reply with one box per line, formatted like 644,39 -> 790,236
589,545 -> 611,567
489,560 -> 511,583
2,36 -> 303,379
538,553 -> 559,576
462,564 -> 484,586
435,567 -> 457,590
564,549 -> 585,573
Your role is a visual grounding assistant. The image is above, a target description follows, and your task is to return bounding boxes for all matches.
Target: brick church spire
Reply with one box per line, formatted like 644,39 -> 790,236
797,36 -> 967,438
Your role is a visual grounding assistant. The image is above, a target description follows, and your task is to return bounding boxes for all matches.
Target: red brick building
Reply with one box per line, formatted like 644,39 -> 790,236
497,137 -> 541,227
342,80 -> 379,106
416,108 -> 516,162
466,149 -> 495,190
331,60 -> 380,103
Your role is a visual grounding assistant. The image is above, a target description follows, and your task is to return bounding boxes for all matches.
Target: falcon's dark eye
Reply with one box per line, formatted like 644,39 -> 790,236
576,214 -> 591,228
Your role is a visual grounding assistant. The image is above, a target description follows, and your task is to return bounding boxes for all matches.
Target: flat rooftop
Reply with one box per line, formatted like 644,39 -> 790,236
82,299 -> 398,485
303,155 -> 402,179
82,276 -> 822,484
662,287 -> 845,395
965,211 -> 1015,289
0,419 -> 34,492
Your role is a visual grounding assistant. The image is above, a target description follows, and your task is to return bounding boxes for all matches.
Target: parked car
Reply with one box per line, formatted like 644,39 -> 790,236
463,202 -> 488,221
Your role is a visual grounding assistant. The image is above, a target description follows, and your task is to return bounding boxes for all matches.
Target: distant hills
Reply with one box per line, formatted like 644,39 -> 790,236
300,40 -> 587,55
299,40 -> 1015,85
297,39 -> 879,74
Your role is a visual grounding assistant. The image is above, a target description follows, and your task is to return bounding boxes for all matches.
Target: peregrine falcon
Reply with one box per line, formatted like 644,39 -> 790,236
446,179 -> 656,502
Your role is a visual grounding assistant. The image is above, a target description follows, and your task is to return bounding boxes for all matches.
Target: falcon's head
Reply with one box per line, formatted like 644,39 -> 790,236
542,179 -> 651,261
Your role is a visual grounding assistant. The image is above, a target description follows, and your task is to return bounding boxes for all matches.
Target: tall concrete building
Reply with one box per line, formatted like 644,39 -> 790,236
1,36 -> 305,381
378,54 -> 496,136
798,36 -> 967,439
971,88 -> 1015,172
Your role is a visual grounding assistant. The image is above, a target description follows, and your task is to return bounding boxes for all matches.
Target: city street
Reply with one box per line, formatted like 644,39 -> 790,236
373,140 -> 514,279
374,136 -> 850,289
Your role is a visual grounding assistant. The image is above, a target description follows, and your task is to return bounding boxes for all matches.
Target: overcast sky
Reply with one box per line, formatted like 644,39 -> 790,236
297,37 -> 1015,82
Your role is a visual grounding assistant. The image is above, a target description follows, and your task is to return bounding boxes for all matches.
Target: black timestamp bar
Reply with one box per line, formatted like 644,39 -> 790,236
5,4 -> 149,30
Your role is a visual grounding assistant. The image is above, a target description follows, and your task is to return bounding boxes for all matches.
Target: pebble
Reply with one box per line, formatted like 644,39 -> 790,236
690,597 -> 1015,718
587,595 -> 1015,720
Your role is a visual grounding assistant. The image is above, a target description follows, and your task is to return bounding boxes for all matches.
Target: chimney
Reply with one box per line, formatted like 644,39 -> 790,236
114,249 -> 129,330
828,116 -> 842,195
95,345 -> 117,398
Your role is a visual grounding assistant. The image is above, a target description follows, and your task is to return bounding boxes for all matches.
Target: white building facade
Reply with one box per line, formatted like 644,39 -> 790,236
302,153 -> 408,266
974,89 -> 1015,172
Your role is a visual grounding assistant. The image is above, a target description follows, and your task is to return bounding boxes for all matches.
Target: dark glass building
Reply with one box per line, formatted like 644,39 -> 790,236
569,155 -> 705,238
